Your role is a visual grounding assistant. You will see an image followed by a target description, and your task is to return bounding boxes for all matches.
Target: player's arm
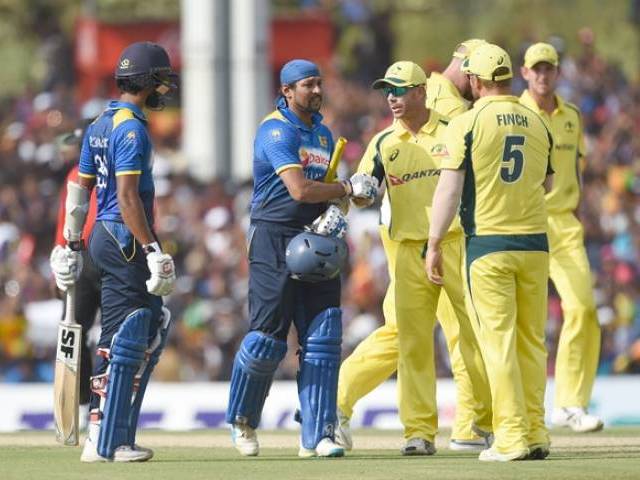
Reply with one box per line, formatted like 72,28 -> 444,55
280,167 -> 350,203
117,173 -> 155,245
426,117 -> 467,285
260,120 -> 350,203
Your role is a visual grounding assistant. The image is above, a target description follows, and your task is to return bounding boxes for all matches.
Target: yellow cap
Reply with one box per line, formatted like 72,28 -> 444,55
524,42 -> 559,68
452,38 -> 487,60
461,43 -> 513,82
372,61 -> 427,89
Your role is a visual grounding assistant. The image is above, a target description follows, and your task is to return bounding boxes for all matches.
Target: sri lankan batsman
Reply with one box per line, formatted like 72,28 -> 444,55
336,40 -> 493,453
427,43 -> 554,462
520,42 -> 602,432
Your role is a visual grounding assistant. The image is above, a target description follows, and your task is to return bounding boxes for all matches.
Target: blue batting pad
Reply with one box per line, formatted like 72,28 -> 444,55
127,306 -> 169,445
98,308 -> 150,459
226,331 -> 287,429
298,307 -> 342,449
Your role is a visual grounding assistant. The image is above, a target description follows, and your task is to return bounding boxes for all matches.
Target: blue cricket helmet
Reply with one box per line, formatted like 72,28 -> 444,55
286,231 -> 348,283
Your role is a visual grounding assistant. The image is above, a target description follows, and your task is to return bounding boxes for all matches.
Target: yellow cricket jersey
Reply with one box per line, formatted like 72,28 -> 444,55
357,109 -> 460,242
426,72 -> 470,119
441,95 -> 553,236
519,90 -> 584,214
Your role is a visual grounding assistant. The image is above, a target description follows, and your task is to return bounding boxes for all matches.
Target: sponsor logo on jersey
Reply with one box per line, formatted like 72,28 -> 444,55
299,147 -> 330,169
388,168 -> 441,186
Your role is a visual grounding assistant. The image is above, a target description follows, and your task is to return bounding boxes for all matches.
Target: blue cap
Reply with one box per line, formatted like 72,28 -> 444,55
280,59 -> 320,85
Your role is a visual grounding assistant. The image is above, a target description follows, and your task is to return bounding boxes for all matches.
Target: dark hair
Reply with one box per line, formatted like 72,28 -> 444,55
116,74 -> 154,94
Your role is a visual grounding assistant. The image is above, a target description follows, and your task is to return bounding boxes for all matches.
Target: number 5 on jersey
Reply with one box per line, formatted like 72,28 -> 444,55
501,135 -> 525,183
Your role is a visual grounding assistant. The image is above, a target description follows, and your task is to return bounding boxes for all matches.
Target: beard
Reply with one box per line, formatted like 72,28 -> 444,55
304,95 -> 322,113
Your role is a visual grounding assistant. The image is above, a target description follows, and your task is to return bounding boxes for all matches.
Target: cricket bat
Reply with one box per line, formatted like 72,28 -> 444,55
54,286 -> 82,446
325,136 -> 347,183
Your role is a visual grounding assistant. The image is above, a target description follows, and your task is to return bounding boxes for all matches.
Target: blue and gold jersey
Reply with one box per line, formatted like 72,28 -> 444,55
250,104 -> 334,227
79,101 -> 154,226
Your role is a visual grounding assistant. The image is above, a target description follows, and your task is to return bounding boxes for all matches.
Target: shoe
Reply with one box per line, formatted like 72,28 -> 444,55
449,437 -> 489,452
298,437 -> 345,458
471,423 -> 495,447
401,438 -> 436,456
526,443 -> 550,460
231,423 -> 259,456
478,447 -> 528,462
334,409 -> 353,451
552,407 -> 603,433
80,437 -> 153,463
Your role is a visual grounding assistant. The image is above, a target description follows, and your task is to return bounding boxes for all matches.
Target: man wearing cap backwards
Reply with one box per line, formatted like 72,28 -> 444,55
50,41 -> 178,462
225,59 -> 377,458
520,42 -> 603,433
336,60 -> 489,456
426,43 -> 554,462
336,41 -> 493,454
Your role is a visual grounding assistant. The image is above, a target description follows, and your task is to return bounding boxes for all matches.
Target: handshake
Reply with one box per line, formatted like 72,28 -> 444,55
341,173 -> 379,207
312,173 -> 379,238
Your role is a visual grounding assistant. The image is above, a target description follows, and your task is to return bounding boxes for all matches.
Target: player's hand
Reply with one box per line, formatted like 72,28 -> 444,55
310,204 -> 347,238
425,243 -> 444,285
145,243 -> 176,296
50,245 -> 83,292
348,173 -> 378,206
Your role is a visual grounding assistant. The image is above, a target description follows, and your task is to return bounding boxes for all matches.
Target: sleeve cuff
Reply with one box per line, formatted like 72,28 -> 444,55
78,172 -> 96,178
115,170 -> 142,176
275,164 -> 302,175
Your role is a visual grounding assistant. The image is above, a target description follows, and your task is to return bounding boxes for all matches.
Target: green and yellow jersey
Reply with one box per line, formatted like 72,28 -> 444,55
441,95 -> 553,237
519,90 -> 584,215
358,109 -> 460,242
426,72 -> 470,119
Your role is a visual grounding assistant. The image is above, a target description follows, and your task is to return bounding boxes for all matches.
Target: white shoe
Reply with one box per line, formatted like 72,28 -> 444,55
401,438 -> 436,456
298,438 -> 345,458
334,409 -> 353,451
80,437 -> 153,463
478,447 -> 528,462
449,437 -> 489,452
231,423 -> 259,456
552,407 -> 603,433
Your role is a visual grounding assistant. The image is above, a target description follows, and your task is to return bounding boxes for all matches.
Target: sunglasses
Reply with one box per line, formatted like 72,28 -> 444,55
381,85 -> 418,97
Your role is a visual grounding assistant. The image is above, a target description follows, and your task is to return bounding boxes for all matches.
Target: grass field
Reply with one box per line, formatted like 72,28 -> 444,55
2,428 -> 639,480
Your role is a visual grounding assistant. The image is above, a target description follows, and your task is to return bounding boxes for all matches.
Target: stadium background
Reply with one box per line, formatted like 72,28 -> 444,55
1,0 -> 640,430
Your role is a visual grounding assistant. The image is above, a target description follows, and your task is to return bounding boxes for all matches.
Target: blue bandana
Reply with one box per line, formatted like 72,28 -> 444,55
280,59 -> 320,85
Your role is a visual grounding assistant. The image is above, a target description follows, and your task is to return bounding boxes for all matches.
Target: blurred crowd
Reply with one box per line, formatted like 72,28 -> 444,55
2,18 -> 640,383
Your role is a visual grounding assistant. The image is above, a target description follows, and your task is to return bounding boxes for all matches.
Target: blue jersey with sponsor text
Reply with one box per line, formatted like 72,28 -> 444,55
78,101 -> 155,226
250,104 -> 334,227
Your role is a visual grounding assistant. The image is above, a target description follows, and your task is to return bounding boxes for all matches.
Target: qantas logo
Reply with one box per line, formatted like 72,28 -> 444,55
388,169 -> 441,186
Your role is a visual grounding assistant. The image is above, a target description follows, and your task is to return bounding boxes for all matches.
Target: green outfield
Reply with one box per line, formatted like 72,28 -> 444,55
2,428 -> 639,480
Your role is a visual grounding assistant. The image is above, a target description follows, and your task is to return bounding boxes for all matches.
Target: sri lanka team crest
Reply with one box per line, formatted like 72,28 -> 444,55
318,135 -> 328,148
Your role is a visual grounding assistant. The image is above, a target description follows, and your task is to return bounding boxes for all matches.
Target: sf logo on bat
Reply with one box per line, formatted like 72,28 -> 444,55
57,327 -> 79,362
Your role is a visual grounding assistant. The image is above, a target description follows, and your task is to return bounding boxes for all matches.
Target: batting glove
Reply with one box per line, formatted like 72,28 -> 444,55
348,173 -> 378,206
144,242 -> 176,296
50,245 -> 83,292
310,204 -> 348,239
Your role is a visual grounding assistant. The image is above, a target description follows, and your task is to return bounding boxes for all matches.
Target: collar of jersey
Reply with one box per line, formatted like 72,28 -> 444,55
473,95 -> 519,109
277,105 -> 323,132
429,72 -> 464,100
107,100 -> 147,122
394,110 -> 441,138
519,89 -> 565,115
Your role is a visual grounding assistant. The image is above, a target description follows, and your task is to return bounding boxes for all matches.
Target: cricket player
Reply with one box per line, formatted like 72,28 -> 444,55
520,42 -> 602,432
225,59 -> 377,458
52,41 -> 177,462
426,43 -> 554,462
338,60 -> 490,456
50,120 -> 100,431
337,40 -> 493,453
